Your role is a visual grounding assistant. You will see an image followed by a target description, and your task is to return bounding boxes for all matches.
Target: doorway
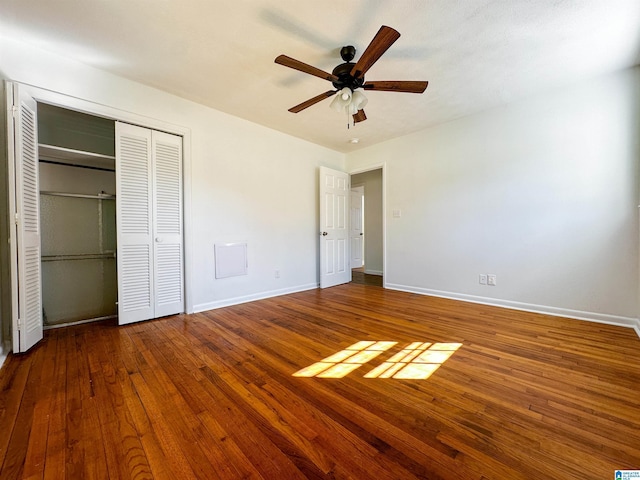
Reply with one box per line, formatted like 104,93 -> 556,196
38,103 -> 118,328
350,168 -> 383,287
7,82 -> 189,353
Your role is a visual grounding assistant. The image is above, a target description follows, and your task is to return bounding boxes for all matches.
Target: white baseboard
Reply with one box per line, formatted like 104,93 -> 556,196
193,283 -> 318,313
385,282 -> 640,338
364,269 -> 383,276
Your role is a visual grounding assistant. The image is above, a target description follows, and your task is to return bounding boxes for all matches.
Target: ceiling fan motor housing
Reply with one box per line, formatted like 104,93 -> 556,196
332,46 -> 364,91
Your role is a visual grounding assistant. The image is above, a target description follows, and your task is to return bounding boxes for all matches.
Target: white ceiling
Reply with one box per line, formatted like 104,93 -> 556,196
1,0 -> 639,152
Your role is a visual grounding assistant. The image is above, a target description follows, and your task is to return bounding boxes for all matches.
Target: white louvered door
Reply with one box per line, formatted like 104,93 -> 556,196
116,122 -> 184,324
116,123 -> 155,324
9,85 -> 43,352
152,131 -> 183,317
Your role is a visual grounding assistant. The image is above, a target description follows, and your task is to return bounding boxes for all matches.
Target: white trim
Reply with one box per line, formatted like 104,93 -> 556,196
12,82 -> 194,315
193,283 -> 318,313
5,82 -> 20,353
386,282 -> 640,337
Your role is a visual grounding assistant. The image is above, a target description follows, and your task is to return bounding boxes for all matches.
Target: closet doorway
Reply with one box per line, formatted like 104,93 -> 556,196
38,103 -> 117,328
7,83 -> 187,353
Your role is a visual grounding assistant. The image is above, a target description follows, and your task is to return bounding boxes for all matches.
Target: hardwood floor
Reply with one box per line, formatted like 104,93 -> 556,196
350,268 -> 383,287
1,284 -> 639,479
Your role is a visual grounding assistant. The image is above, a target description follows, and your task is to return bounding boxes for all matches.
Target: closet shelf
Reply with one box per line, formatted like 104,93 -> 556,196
42,253 -> 116,262
39,143 -> 115,171
40,191 -> 115,200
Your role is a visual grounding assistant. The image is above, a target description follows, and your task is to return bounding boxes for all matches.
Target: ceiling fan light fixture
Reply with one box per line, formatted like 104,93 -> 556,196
275,25 -> 428,125
330,87 -> 367,116
351,90 -> 368,110
330,87 -> 353,112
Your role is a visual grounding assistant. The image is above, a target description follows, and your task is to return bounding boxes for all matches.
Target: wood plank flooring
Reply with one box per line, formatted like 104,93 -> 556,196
1,284 -> 639,479
350,269 -> 383,287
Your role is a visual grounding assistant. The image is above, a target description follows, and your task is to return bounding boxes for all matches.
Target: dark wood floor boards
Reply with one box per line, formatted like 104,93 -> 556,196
1,284 -> 640,479
189,313 -> 417,479
200,306 -> 506,480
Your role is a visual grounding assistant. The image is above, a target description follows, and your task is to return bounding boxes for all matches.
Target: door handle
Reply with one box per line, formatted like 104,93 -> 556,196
155,237 -> 163,243
321,232 -> 328,236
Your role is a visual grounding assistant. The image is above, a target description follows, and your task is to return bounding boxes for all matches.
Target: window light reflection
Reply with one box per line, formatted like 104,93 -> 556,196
365,342 -> 462,380
294,341 -> 462,380
293,341 -> 397,378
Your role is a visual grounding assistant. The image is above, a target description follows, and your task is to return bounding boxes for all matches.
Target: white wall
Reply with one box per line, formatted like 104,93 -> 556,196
351,169 -> 383,275
347,67 -> 640,329
0,37 -> 345,314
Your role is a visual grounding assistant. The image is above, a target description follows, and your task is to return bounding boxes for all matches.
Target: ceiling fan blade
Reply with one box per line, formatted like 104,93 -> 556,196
350,26 -> 401,79
288,90 -> 337,113
275,55 -> 339,83
363,81 -> 428,93
353,109 -> 367,123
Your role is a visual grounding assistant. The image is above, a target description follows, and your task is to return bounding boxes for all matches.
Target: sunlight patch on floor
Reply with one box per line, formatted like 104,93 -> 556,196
293,341 -> 397,378
294,341 -> 462,380
365,342 -> 462,379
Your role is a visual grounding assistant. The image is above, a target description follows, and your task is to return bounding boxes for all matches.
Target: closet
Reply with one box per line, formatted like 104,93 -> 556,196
38,103 -> 117,327
7,83 -> 185,352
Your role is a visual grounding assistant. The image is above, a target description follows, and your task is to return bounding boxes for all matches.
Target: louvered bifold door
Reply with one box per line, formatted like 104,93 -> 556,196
116,123 -> 155,325
151,131 -> 184,317
11,85 -> 43,352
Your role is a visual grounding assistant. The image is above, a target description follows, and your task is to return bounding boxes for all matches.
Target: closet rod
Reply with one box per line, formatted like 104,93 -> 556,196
41,253 -> 116,262
40,191 -> 116,200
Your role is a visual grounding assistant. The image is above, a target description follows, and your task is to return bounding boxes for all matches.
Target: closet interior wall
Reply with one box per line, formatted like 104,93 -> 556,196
37,104 -> 117,327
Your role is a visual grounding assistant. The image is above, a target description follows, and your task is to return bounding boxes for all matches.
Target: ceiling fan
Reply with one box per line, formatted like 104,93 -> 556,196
275,25 -> 428,124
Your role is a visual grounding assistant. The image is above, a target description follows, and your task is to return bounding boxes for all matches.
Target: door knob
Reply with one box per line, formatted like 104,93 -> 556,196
321,232 -> 328,236
360,233 -> 363,235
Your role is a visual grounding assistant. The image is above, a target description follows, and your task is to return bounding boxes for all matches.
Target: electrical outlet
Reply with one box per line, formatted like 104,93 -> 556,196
487,274 -> 497,286
274,269 -> 280,279
479,274 -> 487,285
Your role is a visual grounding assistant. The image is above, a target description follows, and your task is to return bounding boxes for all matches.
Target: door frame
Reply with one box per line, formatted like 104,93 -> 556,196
348,163 -> 386,287
6,82 -> 194,317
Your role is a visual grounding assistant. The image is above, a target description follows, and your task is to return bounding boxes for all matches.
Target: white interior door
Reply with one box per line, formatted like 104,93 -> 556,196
116,123 -> 155,324
8,84 -> 43,352
152,131 -> 184,318
319,166 -> 350,288
350,186 -> 364,269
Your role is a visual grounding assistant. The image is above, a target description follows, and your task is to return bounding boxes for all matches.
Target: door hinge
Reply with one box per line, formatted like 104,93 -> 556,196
14,213 -> 19,225
11,105 -> 18,118
16,318 -> 22,331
